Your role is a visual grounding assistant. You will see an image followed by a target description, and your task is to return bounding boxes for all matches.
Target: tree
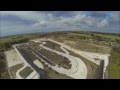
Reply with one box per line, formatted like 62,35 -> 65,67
116,39 -> 120,44
94,36 -> 102,41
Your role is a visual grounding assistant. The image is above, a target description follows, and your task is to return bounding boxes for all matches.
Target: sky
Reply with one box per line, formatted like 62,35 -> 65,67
0,11 -> 120,37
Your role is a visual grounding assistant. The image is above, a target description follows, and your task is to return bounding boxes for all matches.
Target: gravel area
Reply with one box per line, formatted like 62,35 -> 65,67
5,49 -> 23,67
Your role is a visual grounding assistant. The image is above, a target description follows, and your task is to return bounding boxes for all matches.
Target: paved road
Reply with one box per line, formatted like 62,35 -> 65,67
27,44 -> 56,66
98,60 -> 104,79
60,46 -> 69,54
17,46 -> 46,79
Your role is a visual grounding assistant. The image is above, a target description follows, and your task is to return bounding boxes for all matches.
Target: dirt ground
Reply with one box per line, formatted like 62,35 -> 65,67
5,49 -> 23,67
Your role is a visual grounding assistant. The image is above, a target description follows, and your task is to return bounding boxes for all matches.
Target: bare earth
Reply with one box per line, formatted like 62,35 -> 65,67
5,49 -> 23,67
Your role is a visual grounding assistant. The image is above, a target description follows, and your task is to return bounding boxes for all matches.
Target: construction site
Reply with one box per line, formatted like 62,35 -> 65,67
4,38 -> 109,79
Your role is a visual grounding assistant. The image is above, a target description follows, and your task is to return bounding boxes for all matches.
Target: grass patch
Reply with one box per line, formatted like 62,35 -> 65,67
0,71 -> 10,79
10,63 -> 24,78
108,47 -> 120,79
66,32 -> 120,42
67,33 -> 92,39
44,67 -> 73,79
19,67 -> 33,79
64,40 -> 111,54
93,33 -> 120,41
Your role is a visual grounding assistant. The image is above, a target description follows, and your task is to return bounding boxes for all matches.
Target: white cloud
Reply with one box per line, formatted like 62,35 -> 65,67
32,13 -> 98,29
111,11 -> 120,21
0,11 -> 49,22
0,11 -> 119,36
97,19 -> 109,27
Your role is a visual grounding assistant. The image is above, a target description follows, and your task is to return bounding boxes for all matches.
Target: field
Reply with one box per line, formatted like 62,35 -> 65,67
51,33 -> 114,54
67,33 -> 92,39
67,32 -> 120,42
93,33 -> 120,41
44,67 -> 72,79
0,34 -> 37,52
64,40 -> 111,54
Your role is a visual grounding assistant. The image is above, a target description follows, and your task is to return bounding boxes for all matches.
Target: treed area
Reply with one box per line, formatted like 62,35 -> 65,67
0,35 -> 37,52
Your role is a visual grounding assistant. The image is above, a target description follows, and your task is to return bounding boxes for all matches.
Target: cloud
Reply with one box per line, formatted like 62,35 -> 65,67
1,11 -> 49,22
111,11 -> 120,21
0,11 -> 120,37
32,13 -> 98,29
97,19 -> 109,27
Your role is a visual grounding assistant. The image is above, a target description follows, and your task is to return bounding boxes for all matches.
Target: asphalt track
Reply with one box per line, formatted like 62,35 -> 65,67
98,60 -> 104,79
17,46 -> 46,79
27,44 -> 56,66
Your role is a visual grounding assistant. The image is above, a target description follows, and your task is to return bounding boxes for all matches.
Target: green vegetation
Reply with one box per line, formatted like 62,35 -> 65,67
10,63 -> 24,78
0,71 -> 10,79
108,47 -> 120,79
66,32 -> 120,43
44,67 -> 72,79
0,53 -> 10,79
0,35 -> 36,52
67,33 -> 92,39
65,41 -> 111,54
92,33 -> 120,42
19,67 -> 33,78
